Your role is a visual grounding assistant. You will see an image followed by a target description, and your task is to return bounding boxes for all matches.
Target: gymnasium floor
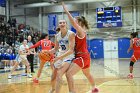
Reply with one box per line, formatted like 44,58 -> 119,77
0,59 -> 140,93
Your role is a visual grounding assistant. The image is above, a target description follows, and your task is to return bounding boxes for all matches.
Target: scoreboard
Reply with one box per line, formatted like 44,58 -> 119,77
96,6 -> 122,28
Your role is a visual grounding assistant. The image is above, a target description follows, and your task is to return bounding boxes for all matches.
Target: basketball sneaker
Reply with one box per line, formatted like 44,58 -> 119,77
48,89 -> 55,93
92,87 -> 99,93
4,66 -> 7,71
33,78 -> 39,83
127,73 -> 134,79
27,74 -> 32,78
8,74 -> 12,79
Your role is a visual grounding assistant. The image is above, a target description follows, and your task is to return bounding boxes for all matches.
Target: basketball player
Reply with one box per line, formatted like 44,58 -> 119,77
48,20 -> 75,93
28,33 -> 55,83
127,32 -> 140,79
62,2 -> 99,93
8,39 -> 32,79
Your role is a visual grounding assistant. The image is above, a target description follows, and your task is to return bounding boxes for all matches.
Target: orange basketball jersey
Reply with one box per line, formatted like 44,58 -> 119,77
30,39 -> 55,50
132,38 -> 140,52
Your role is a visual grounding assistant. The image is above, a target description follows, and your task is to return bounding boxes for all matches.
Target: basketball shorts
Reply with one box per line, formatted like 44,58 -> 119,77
54,53 -> 74,68
73,54 -> 90,69
16,54 -> 28,63
131,52 -> 140,62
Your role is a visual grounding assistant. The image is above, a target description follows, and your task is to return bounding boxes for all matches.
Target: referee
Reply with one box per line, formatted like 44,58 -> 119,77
25,35 -> 36,73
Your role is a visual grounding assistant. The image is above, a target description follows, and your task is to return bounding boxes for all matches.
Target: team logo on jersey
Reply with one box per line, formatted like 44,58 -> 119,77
59,40 -> 68,44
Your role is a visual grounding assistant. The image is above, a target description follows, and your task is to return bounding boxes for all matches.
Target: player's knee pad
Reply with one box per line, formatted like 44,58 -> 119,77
130,61 -> 134,67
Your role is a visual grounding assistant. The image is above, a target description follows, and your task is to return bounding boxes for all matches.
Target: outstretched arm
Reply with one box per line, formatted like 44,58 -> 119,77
29,41 -> 41,49
49,35 -> 59,54
62,2 -> 85,38
51,41 -> 55,47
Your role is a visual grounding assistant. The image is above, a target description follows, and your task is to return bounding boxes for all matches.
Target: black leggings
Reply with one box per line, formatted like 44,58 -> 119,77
25,54 -> 34,73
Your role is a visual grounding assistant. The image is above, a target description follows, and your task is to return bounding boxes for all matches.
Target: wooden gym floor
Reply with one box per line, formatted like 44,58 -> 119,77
0,59 -> 140,93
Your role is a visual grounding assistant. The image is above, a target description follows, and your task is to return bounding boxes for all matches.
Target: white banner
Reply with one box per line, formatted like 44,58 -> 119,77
0,6 -> 5,15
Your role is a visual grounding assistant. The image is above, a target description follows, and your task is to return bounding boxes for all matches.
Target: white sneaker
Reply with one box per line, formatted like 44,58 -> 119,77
8,74 -> 12,79
22,65 -> 25,69
127,73 -> 134,79
17,66 -> 20,69
10,66 -> 13,69
48,89 -> 55,93
27,74 -> 32,78
7,67 -> 10,70
4,67 -> 7,71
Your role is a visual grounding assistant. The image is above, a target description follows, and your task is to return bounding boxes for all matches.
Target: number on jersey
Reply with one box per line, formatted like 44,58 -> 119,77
60,45 -> 66,50
136,39 -> 140,47
44,42 -> 48,47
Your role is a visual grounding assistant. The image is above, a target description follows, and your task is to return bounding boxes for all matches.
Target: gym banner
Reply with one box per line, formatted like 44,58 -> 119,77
48,14 -> 57,36
0,0 -> 6,7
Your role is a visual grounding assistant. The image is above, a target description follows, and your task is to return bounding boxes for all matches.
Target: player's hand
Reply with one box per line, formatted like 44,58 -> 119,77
27,53 -> 30,55
30,51 -> 36,55
53,57 -> 61,63
25,48 -> 29,50
62,2 -> 68,12
34,52 -> 37,55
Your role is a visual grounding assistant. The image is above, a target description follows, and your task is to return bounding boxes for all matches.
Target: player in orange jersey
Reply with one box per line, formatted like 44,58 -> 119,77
28,33 -> 55,83
127,32 -> 140,79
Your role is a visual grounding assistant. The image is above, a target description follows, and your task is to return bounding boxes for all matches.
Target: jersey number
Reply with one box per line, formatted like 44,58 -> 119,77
136,40 -> 140,47
60,45 -> 66,50
44,42 -> 48,47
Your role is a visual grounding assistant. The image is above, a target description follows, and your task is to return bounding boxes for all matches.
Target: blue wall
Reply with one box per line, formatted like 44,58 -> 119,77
118,38 -> 133,58
88,39 -> 104,59
87,38 -> 132,59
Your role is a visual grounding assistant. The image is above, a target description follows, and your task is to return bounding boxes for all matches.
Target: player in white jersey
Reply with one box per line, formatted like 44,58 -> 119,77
54,30 -> 74,68
48,20 -> 75,93
8,39 -> 32,79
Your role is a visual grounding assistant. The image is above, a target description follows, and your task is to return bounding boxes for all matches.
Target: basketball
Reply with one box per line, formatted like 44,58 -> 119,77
38,51 -> 53,63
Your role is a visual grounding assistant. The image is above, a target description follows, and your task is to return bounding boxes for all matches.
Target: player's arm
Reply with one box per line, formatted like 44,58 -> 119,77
29,41 -> 41,49
18,49 -> 28,55
127,39 -> 133,53
29,48 -> 36,54
26,46 -> 32,55
33,48 -> 36,54
49,35 -> 59,54
51,41 -> 55,47
18,50 -> 23,55
29,45 -> 36,54
55,32 -> 75,60
18,45 -> 29,55
18,45 -> 23,55
62,2 -> 85,38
